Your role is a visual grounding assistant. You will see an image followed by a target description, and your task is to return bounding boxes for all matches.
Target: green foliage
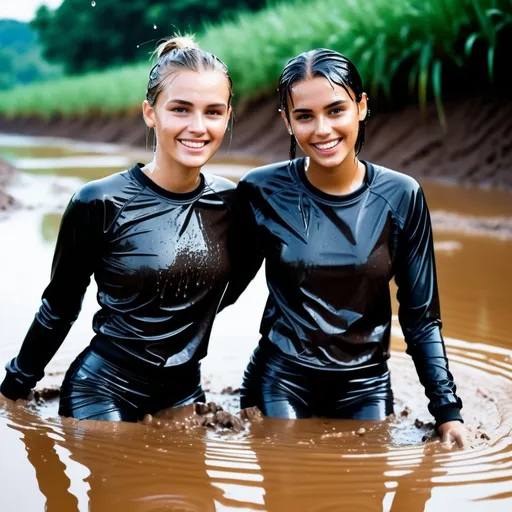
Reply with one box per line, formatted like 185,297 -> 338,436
0,63 -> 147,118
1,0 -> 510,119
31,0 -> 268,74
201,0 -> 512,125
0,20 -> 62,90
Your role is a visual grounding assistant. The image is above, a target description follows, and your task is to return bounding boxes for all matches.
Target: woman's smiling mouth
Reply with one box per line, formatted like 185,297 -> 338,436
178,139 -> 210,149
311,138 -> 342,152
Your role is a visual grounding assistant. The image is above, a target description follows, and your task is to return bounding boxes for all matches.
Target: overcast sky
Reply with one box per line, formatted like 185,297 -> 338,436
1,0 -> 64,22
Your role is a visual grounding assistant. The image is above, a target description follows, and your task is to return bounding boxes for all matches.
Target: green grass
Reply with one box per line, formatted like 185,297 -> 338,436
0,0 -> 510,121
0,63 -> 148,118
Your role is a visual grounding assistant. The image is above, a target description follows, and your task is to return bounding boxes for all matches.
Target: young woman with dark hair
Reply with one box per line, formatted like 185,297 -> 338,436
224,48 -> 470,448
0,36 -> 236,422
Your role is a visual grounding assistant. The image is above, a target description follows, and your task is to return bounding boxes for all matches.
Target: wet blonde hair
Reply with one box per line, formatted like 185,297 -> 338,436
146,35 -> 233,106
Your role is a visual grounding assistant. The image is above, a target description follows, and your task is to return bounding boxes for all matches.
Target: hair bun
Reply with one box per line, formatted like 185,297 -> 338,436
155,35 -> 199,59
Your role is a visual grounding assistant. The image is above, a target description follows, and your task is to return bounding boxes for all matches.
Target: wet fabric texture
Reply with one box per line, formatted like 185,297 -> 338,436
241,338 -> 393,420
1,163 -> 235,403
223,158 -> 463,426
59,347 -> 205,421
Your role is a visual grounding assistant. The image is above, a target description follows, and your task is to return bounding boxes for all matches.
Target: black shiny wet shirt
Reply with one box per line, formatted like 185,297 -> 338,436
224,158 -> 463,424
2,164 -> 235,400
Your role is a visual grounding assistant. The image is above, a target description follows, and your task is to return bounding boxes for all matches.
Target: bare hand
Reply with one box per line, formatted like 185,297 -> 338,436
437,421 -> 472,449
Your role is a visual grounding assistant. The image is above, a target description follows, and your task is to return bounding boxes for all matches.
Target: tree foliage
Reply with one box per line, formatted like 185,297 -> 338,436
31,0 -> 268,74
0,20 -> 62,90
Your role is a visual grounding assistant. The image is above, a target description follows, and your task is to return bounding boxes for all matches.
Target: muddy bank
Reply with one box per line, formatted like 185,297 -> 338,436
0,157 -> 17,212
431,211 -> 512,240
1,94 -> 511,188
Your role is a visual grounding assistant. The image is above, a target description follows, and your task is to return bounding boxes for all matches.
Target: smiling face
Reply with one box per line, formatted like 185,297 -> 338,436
142,69 -> 231,171
283,76 -> 367,171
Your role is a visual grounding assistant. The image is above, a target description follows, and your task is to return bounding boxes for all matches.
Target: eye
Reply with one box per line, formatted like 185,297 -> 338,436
329,108 -> 344,115
206,110 -> 223,116
171,107 -> 188,113
296,114 -> 312,120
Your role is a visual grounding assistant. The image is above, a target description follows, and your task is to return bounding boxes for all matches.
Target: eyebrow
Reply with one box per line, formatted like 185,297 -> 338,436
292,99 -> 347,114
166,98 -> 227,108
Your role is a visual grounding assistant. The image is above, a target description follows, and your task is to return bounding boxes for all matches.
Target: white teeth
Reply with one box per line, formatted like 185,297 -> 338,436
314,139 -> 340,150
180,140 -> 206,148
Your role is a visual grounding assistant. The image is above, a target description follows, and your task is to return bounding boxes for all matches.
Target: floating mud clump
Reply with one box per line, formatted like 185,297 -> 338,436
141,402 -> 263,433
33,387 -> 60,403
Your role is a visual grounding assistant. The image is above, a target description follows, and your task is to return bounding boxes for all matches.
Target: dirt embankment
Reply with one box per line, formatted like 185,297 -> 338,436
0,158 -> 17,212
0,94 -> 511,188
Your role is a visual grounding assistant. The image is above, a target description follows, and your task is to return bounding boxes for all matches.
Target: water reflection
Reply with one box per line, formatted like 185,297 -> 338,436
9,412 -> 225,511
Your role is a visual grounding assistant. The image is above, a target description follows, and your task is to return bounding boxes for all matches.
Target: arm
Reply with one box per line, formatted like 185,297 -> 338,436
394,185 -> 463,430
0,189 -> 103,400
219,179 -> 265,310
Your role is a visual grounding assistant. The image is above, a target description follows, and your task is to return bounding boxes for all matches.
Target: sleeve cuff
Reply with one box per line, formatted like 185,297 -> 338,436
0,372 -> 32,401
434,404 -> 463,431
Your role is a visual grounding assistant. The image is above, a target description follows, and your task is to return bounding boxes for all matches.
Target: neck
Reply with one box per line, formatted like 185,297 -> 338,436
306,151 -> 364,195
143,152 -> 201,193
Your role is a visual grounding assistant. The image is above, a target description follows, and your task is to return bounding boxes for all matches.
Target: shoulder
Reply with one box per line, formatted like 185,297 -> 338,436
240,160 -> 291,186
71,169 -> 133,205
369,163 -> 424,207
202,174 -> 237,207
369,163 -> 428,226
238,160 -> 295,199
370,162 -> 422,195
204,174 -> 236,193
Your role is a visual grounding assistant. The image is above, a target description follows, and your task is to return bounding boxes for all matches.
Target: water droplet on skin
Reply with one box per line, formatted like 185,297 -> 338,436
91,0 -> 96,6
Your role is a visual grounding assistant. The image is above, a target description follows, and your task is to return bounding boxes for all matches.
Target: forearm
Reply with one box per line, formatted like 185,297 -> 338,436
1,315 -> 72,400
407,339 -> 463,428
1,186 -> 101,400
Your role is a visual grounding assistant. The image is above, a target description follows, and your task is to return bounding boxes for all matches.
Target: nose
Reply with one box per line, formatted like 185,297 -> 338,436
188,111 -> 206,135
314,115 -> 331,137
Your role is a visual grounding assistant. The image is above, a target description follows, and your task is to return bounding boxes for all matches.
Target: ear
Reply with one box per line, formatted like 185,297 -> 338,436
226,106 -> 233,128
280,109 -> 293,135
142,100 -> 156,129
358,92 -> 368,121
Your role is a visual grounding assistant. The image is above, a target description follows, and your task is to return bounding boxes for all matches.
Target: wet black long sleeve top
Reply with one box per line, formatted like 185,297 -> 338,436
1,164 -> 235,400
223,158 -> 462,426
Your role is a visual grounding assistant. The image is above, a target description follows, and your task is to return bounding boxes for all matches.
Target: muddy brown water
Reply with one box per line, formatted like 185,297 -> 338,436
0,134 -> 511,511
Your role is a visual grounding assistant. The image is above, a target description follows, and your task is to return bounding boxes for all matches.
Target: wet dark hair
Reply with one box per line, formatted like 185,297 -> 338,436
278,48 -> 369,160
146,35 -> 233,106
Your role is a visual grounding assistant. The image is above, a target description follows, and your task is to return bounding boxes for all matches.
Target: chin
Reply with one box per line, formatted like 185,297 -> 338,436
309,155 -> 348,169
175,154 -> 211,169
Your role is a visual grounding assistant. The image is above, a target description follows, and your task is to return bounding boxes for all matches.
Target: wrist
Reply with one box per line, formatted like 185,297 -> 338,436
434,405 -> 463,432
0,371 -> 32,401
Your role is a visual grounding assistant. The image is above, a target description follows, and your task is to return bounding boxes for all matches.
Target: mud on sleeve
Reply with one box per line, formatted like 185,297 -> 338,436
219,179 -> 265,310
394,185 -> 463,428
1,189 -> 104,400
